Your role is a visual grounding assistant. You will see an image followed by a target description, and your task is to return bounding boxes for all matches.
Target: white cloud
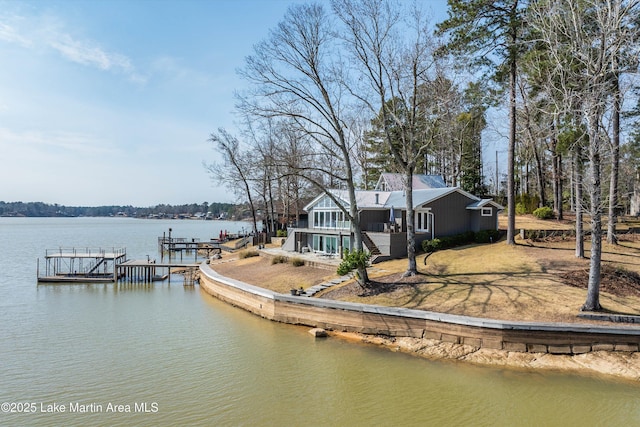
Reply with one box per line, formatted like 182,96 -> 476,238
0,127 -> 119,156
48,33 -> 130,71
0,10 -> 145,83
0,21 -> 32,47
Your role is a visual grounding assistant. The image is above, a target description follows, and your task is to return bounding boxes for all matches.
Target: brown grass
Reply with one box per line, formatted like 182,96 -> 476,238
210,231 -> 640,324
320,239 -> 640,323
210,254 -> 335,294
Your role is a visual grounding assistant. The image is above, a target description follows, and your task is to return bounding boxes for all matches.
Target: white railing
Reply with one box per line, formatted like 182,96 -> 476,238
314,220 -> 351,230
45,247 -> 126,257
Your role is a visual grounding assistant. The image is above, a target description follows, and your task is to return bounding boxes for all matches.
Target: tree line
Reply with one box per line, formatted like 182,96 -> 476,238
0,201 -> 237,218
206,0 -> 640,309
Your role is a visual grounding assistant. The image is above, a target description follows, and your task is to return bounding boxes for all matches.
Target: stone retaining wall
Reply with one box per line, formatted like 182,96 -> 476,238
199,263 -> 640,355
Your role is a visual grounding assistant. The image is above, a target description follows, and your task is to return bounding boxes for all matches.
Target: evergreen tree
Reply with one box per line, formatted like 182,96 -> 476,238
438,0 -> 529,245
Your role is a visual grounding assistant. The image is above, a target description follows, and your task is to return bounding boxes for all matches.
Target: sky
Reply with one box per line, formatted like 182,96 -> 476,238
0,0 -> 449,207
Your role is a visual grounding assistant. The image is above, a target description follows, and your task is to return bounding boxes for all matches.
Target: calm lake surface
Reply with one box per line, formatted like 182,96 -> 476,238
0,217 -> 639,426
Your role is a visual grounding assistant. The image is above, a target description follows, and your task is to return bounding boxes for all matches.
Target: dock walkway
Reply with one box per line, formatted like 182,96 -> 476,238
117,260 -> 200,284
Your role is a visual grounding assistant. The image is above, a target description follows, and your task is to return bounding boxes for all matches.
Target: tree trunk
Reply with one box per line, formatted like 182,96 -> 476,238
533,143 -> 546,207
347,179 -> 369,286
556,153 -> 563,220
582,116 -> 602,311
575,146 -> 585,259
506,52 -> 517,245
607,79 -> 620,245
550,120 -> 562,219
404,169 -> 417,277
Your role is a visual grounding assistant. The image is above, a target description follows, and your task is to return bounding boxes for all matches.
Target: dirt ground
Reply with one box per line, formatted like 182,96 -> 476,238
210,230 -> 640,325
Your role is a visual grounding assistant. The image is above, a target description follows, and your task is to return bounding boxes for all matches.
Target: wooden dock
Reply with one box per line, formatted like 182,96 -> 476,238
117,260 -> 200,285
157,236 -> 222,262
37,231 -> 235,285
157,228 -> 245,263
37,248 -> 127,283
37,248 -> 201,285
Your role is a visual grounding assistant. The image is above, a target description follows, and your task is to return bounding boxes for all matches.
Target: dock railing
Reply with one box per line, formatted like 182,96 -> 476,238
45,247 -> 127,258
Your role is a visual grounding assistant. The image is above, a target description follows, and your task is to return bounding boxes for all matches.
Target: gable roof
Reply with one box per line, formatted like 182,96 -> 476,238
384,187 -> 459,209
383,187 -> 496,210
466,199 -> 504,210
303,189 -> 392,211
304,187 -> 503,212
375,173 -> 446,191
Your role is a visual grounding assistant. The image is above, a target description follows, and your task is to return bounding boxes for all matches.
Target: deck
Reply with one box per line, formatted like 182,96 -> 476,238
37,235 -> 218,285
37,248 -> 127,283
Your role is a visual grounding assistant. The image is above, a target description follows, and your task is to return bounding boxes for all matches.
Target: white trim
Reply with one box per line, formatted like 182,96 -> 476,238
415,208 -> 432,233
312,208 -> 350,230
481,207 -> 492,217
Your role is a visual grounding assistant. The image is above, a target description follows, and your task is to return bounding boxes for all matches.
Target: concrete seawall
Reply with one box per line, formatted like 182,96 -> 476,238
198,263 -> 640,355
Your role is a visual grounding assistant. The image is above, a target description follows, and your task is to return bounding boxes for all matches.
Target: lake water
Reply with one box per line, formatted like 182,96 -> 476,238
0,217 -> 639,426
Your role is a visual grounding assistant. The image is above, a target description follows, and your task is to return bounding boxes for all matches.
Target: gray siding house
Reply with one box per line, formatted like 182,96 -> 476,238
283,177 -> 502,261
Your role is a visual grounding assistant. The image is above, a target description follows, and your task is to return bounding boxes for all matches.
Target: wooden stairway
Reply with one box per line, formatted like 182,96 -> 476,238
361,232 -> 381,256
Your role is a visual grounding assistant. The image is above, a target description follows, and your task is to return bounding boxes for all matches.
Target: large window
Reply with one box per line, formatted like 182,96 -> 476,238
312,235 -> 339,253
312,196 -> 350,229
314,210 -> 346,228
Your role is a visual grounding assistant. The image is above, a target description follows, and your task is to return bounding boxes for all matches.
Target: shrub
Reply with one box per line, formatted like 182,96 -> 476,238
337,249 -> 371,286
422,229 -> 499,253
475,229 -> 501,243
290,257 -> 305,267
423,238 -> 442,253
475,230 -> 490,243
515,202 -> 527,215
239,249 -> 259,259
451,231 -> 475,247
271,255 -> 287,264
461,231 -> 476,244
276,229 -> 288,238
439,236 -> 455,249
533,206 -> 554,219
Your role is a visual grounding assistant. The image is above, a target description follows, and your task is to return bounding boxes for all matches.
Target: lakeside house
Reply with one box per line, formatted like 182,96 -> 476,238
282,174 -> 503,262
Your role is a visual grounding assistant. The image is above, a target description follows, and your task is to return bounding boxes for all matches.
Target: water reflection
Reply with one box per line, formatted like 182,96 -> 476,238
2,218 -> 640,427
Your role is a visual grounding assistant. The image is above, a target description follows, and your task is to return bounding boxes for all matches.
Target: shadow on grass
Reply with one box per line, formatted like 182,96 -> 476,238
358,269 -> 568,319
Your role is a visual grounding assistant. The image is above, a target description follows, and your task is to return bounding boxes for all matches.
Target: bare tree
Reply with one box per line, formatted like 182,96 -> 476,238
333,0 -> 438,276
237,3 -> 370,285
205,128 -> 260,235
530,0 -> 640,311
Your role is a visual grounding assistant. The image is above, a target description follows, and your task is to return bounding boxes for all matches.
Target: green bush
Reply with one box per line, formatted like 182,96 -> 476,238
475,229 -> 501,243
290,257 -> 305,267
515,202 -> 527,215
461,231 -> 476,243
276,229 -> 288,237
422,231 -> 479,253
337,249 -> 371,279
423,238 -> 442,253
441,236 -> 456,249
423,229 -> 501,246
533,206 -> 554,219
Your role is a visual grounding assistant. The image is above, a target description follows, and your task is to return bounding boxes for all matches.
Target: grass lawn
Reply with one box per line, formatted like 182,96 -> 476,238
211,215 -> 640,325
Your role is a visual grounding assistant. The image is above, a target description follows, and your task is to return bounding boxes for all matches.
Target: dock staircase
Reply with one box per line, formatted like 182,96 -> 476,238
86,258 -> 105,274
361,232 -> 381,256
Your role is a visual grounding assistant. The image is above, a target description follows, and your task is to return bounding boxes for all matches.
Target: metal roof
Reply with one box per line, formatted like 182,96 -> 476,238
376,173 -> 447,191
305,187 -> 503,212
